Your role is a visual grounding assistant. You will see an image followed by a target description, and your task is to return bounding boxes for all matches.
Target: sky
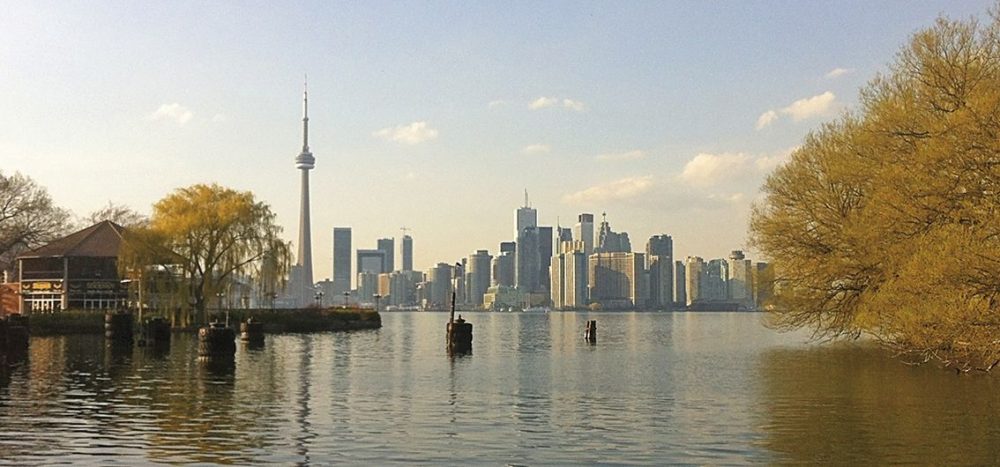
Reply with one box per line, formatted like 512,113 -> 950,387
1,1 -> 995,280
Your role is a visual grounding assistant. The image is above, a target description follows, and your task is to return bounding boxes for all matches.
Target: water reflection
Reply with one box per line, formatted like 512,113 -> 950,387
754,343 -> 1000,465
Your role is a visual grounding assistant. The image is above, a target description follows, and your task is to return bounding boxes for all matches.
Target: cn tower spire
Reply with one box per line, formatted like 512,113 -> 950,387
302,77 -> 310,153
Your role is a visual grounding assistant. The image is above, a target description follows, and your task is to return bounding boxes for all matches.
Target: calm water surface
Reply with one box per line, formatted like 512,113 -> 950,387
1,312 -> 998,465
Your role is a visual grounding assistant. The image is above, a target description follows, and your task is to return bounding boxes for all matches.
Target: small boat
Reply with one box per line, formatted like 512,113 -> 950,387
522,306 -> 550,313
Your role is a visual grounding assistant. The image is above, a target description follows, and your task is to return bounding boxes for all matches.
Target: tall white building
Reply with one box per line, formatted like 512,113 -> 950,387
728,250 -> 754,310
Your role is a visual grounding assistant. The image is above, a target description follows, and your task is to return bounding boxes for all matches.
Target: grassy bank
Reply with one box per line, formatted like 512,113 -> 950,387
26,307 -> 381,336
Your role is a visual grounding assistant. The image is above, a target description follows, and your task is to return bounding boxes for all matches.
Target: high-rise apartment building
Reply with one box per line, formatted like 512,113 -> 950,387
401,235 -> 413,271
685,256 -> 704,306
728,250 -> 753,310
647,235 -> 674,310
551,241 -> 588,309
426,262 -> 454,309
705,258 -> 729,302
674,260 -> 687,307
466,249 -> 492,306
377,237 -> 395,273
332,227 -> 351,294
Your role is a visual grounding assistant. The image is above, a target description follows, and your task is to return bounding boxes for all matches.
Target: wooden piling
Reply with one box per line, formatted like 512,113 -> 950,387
105,311 -> 134,345
584,320 -> 597,343
240,317 -> 264,345
198,321 -> 236,360
447,315 -> 473,355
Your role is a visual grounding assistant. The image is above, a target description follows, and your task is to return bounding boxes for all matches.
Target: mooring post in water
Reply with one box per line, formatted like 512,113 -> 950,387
105,310 -> 134,347
446,263 -> 472,354
198,320 -> 236,361
2,314 -> 29,356
240,317 -> 265,346
584,320 -> 597,343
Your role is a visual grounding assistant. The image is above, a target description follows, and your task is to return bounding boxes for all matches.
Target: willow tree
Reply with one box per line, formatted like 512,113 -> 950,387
751,13 -> 1000,371
120,184 -> 291,326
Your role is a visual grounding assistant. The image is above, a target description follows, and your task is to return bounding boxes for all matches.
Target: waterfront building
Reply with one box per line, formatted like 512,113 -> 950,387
401,235 -> 413,271
426,262 -> 453,309
537,226 -> 553,295
289,85 -> 316,307
387,270 -> 418,306
674,260 -> 687,308
516,226 -> 540,293
332,227 -> 351,294
357,249 -> 387,275
728,250 -> 754,310
483,284 -> 522,311
492,250 -> 515,286
550,240 -> 588,309
595,213 -> 631,253
356,271 -> 378,306
17,221 -> 128,312
646,235 -> 674,310
588,252 -> 645,308
685,256 -> 705,306
705,258 -> 729,302
466,249 -> 492,306
377,237 -> 395,273
573,213 -> 594,255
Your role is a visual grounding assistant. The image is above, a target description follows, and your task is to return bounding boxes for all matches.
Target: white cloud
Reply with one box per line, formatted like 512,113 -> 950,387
825,67 -> 852,79
529,96 -> 585,111
148,103 -> 193,125
680,152 -> 751,187
373,121 -> 439,145
522,144 -> 551,155
784,91 -> 836,121
211,113 -> 227,123
755,110 -> 779,130
529,97 -> 559,109
755,91 -> 837,129
596,149 -> 646,161
562,176 -> 654,204
488,100 -> 506,109
562,98 -> 586,111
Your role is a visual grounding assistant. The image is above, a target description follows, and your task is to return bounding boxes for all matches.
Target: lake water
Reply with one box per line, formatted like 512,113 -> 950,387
1,311 -> 998,465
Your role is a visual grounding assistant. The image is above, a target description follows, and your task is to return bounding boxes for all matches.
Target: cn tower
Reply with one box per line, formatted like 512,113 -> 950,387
294,83 -> 315,300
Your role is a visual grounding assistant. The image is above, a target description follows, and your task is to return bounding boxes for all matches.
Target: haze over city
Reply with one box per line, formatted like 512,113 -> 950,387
2,1 -> 992,280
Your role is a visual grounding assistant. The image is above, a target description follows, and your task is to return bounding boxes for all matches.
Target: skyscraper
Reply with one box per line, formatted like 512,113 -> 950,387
728,250 -> 753,310
573,213 -> 594,255
589,252 -> 645,309
357,249 -> 387,275
595,213 -> 631,253
290,84 -> 316,306
401,234 -> 413,271
332,227 -> 351,295
647,235 -> 674,310
466,249 -> 492,306
685,256 -> 704,306
377,237 -> 395,273
516,226 -> 540,293
674,260 -> 687,307
537,226 -> 553,294
515,190 -> 537,237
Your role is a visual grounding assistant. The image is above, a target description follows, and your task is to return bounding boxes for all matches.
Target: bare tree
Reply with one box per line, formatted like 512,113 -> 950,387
0,171 -> 71,277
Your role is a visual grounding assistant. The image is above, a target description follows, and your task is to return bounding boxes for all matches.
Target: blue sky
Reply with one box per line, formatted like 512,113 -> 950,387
1,1 -> 994,279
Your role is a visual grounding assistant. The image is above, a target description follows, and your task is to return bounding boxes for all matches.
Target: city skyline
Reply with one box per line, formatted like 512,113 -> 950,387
3,2 -> 994,280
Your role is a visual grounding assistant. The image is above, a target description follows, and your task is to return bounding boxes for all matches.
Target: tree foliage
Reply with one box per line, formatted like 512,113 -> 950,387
0,171 -> 71,276
120,184 -> 291,326
751,13 -> 1000,371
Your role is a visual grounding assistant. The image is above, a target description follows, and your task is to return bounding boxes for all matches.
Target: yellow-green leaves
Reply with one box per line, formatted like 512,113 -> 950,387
751,12 -> 1000,370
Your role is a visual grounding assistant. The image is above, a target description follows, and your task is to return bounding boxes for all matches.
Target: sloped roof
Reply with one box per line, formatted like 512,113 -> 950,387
19,221 -> 126,258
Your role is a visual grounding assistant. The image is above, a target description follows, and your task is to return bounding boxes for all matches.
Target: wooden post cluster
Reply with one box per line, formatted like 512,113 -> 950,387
198,321 -> 236,360
240,317 -> 264,346
105,311 -> 134,346
584,320 -> 597,343
447,315 -> 473,355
